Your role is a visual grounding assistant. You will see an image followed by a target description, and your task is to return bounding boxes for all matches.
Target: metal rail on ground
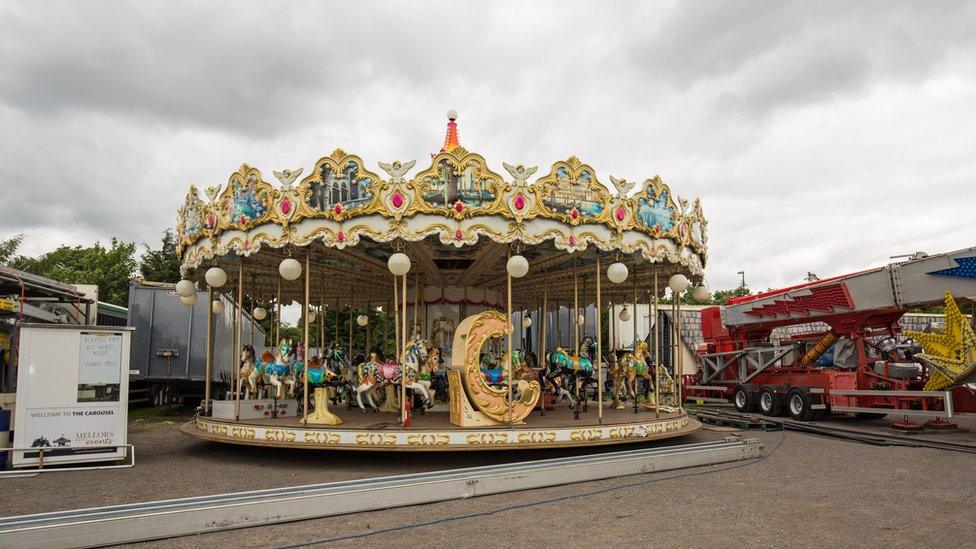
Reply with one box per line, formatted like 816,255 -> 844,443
695,409 -> 976,454
0,438 -> 762,548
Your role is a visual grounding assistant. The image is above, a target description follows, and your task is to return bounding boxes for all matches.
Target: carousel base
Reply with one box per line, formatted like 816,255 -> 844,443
181,405 -> 701,452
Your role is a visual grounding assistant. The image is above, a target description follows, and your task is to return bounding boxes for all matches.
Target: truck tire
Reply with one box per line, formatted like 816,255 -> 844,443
758,386 -> 783,417
732,385 -> 756,412
787,388 -> 815,421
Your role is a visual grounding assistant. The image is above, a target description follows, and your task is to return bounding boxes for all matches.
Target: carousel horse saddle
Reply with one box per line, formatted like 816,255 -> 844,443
481,367 -> 507,384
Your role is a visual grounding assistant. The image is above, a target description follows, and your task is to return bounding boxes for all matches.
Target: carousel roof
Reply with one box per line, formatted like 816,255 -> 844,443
176,112 -> 708,307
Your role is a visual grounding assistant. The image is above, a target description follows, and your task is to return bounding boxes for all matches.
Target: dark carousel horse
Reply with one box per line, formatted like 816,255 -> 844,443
544,336 -> 598,415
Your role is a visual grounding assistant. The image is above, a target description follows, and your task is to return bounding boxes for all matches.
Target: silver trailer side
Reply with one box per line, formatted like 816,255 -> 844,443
126,281 -> 266,403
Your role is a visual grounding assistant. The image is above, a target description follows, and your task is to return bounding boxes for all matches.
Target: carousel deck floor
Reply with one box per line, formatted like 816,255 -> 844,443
181,404 -> 700,451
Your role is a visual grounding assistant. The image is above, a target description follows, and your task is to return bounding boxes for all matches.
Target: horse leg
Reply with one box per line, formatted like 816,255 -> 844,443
355,383 -> 368,412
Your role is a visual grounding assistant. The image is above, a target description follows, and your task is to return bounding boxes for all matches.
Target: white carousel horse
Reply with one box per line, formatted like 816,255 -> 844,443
353,352 -> 432,412
239,345 -> 265,399
262,339 -> 298,399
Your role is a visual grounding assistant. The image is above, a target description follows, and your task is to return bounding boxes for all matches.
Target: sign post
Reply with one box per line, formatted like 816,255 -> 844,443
13,324 -> 133,467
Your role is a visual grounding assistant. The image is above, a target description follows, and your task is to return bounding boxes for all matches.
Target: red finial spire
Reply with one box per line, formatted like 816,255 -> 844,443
440,109 -> 460,153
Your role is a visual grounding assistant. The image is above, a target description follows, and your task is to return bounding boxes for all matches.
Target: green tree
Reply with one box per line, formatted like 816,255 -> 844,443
139,229 -> 181,283
707,285 -> 752,305
804,271 -> 820,282
0,234 -> 24,266
10,238 -> 137,306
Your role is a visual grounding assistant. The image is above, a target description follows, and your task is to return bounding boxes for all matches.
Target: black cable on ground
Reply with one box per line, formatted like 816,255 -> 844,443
276,432 -> 787,548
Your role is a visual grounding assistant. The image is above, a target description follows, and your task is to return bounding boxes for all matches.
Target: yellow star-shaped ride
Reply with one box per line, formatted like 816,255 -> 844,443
905,292 -> 976,390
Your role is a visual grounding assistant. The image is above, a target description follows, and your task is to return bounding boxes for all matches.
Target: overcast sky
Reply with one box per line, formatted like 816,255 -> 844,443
2,0 -> 974,293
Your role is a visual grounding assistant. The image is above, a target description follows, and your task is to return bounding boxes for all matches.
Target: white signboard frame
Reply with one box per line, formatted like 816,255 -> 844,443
13,324 -> 132,467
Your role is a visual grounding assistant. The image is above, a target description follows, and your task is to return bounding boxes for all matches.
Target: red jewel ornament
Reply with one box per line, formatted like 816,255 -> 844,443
206,214 -> 215,227
334,203 -> 343,215
281,198 -> 292,215
454,202 -> 464,213
568,235 -> 576,246
570,209 -> 579,220
337,231 -> 345,242
514,195 -> 525,210
391,191 -> 404,209
455,229 -> 463,240
239,215 -> 246,225
615,206 -> 626,221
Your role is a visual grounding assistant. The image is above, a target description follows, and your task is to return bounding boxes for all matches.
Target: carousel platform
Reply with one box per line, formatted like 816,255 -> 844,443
180,406 -> 700,452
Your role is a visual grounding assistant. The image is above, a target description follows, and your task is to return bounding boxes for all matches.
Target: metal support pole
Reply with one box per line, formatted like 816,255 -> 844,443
275,277 -> 282,348
507,250 -> 513,426
573,261 -> 579,354
632,262 -> 638,350
596,256 -> 603,422
676,289 -> 683,411
541,271 -> 548,361
249,275 -> 255,347
401,272 -> 408,425
302,253 -> 311,425
348,303 -> 353,362
235,261 -> 243,421
654,269 -> 660,416
204,285 -> 213,415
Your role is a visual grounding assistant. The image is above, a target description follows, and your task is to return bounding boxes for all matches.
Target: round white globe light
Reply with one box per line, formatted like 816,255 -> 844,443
521,316 -> 532,328
205,267 -> 227,288
607,262 -> 628,284
307,311 -> 316,324
175,279 -> 196,298
179,294 -> 197,307
619,307 -> 632,322
252,307 -> 267,321
692,284 -> 711,302
576,314 -> 585,326
357,314 -> 369,327
506,254 -> 529,278
447,109 -> 458,120
668,273 -> 690,293
388,253 -> 411,276
211,300 -> 224,314
279,258 -> 302,281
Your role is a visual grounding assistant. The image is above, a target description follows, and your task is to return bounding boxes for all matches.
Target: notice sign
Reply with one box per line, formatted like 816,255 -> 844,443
79,332 -> 122,402
13,325 -> 132,467
23,405 -> 123,459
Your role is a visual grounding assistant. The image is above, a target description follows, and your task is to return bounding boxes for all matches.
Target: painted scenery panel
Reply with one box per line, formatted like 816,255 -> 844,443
423,159 -> 496,208
636,188 -> 675,232
543,167 -> 604,218
307,160 -> 375,212
225,173 -> 270,226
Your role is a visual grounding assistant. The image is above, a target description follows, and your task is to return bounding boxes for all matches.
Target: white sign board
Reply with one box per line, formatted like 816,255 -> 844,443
13,325 -> 132,467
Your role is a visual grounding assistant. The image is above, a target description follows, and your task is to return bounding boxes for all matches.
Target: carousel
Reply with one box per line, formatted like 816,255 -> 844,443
176,111 -> 711,451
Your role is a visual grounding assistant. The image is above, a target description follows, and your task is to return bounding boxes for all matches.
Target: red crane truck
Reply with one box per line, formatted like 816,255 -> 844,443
684,246 -> 976,426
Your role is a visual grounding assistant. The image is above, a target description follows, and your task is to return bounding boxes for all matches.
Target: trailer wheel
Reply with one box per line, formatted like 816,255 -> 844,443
732,385 -> 755,412
758,386 -> 782,416
787,388 -> 815,421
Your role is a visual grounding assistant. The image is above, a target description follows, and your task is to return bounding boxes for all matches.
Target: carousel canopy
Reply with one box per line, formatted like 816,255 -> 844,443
176,112 -> 708,307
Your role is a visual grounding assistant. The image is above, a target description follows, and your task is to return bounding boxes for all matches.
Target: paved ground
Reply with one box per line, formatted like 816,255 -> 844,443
4,412 -> 976,548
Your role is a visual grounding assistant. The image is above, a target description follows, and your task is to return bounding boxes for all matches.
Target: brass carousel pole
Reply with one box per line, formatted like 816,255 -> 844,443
573,259 -> 580,403
596,256 -> 603,423
275,277 -> 282,348
540,270 -> 548,356
393,273 -> 400,422
506,250 -> 513,426
401,271 -> 408,425
632,261 -> 638,350
653,269 -> 660,416
204,284 -> 213,415
249,274 -> 256,347
235,260 -> 243,421
347,302 -> 353,363
319,275 -> 325,356
302,252 -> 311,425
672,284 -> 679,411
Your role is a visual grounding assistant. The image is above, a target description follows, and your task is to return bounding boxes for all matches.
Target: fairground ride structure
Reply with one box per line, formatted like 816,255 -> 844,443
174,111 -> 713,451
686,247 -> 976,428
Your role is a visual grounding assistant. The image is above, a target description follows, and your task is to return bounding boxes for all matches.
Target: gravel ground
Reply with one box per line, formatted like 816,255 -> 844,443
4,413 -> 976,548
